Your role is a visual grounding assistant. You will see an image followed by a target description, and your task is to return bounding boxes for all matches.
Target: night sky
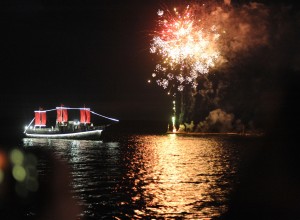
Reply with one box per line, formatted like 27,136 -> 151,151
1,0 -> 299,138
1,1 -> 173,136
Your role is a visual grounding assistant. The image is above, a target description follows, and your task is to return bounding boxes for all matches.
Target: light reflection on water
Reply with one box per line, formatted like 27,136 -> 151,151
22,134 -> 242,219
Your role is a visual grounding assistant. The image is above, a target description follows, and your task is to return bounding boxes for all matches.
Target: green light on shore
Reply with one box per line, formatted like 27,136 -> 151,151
172,116 -> 176,132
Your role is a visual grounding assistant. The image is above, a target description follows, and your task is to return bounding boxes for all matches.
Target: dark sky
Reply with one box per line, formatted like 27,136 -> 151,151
1,0 -> 175,133
1,0 -> 298,137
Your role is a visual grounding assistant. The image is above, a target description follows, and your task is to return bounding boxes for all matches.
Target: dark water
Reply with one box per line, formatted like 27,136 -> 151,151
17,134 -> 260,220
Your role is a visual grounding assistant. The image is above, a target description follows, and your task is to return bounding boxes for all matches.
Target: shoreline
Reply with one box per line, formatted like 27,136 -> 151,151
166,131 -> 264,137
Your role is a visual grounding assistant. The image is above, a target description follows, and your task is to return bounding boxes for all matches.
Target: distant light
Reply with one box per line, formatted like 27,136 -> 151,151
0,170 -> 4,183
172,116 -> 176,132
10,149 -> 24,165
12,165 -> 26,182
172,116 -> 175,124
0,151 -> 6,169
148,80 -> 151,83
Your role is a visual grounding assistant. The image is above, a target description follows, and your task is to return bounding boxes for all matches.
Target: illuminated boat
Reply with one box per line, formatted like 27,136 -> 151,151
23,106 -> 119,139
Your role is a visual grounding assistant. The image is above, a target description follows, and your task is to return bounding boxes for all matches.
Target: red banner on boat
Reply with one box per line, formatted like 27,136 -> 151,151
80,108 -> 90,123
86,109 -> 90,123
41,111 -> 46,125
56,107 -> 68,123
63,109 -> 68,122
35,111 -> 46,126
80,109 -> 85,123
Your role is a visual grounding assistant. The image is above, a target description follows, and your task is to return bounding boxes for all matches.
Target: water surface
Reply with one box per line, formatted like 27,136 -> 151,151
22,134 -> 254,219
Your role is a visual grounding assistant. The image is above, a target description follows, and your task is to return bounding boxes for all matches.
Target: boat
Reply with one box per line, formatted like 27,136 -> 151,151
23,106 -> 119,139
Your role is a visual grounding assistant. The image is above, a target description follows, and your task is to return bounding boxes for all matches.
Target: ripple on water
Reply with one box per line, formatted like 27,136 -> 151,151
22,134 -> 251,219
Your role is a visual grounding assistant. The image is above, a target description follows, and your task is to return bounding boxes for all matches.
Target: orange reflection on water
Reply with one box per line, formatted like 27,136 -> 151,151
129,134 -> 235,219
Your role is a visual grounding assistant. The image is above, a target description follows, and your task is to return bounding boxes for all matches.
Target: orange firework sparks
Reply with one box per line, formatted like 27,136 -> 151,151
150,4 -> 221,92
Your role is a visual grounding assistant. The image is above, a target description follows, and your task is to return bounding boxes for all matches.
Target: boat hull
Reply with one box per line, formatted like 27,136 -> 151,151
25,129 -> 103,140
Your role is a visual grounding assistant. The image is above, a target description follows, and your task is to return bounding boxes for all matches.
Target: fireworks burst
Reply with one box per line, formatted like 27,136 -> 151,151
150,4 -> 221,93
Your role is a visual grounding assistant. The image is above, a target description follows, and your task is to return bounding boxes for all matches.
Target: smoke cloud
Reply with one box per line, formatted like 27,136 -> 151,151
197,109 -> 234,132
224,0 -> 231,6
176,0 -> 300,133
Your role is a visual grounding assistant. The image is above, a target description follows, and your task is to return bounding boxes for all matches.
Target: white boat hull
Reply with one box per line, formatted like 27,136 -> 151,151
25,129 -> 103,139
